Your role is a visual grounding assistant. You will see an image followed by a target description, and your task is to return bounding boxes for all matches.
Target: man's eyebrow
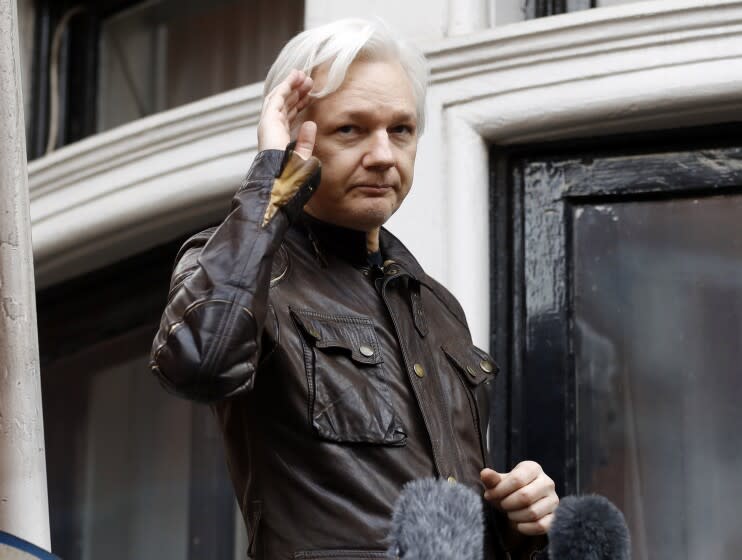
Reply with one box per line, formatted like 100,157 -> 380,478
333,110 -> 417,122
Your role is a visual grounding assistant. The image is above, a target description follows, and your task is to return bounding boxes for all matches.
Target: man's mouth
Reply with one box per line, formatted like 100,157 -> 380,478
352,183 -> 395,192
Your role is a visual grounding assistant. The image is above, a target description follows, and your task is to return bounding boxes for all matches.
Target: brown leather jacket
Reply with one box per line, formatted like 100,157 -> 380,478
150,148 -> 538,559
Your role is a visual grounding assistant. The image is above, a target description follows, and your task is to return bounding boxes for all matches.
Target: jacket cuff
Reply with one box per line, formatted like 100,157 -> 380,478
260,142 -> 321,226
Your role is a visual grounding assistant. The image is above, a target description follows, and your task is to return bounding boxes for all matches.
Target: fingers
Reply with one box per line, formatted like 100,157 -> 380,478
485,461 -> 540,502
294,121 -> 317,160
498,473 -> 553,510
480,468 -> 503,490
258,69 -> 314,152
481,461 -> 559,536
515,513 -> 554,536
265,70 -> 313,117
505,495 -> 560,523
294,71 -> 314,104
266,69 -> 309,103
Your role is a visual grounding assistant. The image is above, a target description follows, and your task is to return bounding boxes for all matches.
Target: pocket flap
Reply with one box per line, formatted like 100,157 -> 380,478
290,308 -> 384,365
442,342 -> 499,386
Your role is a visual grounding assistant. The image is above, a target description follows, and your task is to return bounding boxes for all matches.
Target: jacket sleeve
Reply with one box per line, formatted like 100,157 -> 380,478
150,147 -> 320,402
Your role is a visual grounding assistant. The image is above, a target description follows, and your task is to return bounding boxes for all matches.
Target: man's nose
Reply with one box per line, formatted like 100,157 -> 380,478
363,131 -> 395,169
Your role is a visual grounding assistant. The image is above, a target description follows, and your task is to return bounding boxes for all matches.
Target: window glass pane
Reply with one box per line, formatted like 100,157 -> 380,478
97,0 -> 303,132
81,354 -> 191,560
43,333 -> 244,559
40,233 -> 249,559
566,0 -> 592,10
573,195 -> 742,559
522,0 -> 591,19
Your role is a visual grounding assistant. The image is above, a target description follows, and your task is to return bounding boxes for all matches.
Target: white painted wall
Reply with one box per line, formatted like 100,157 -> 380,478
305,0 -> 526,40
305,0 -> 448,41
490,0 -> 527,26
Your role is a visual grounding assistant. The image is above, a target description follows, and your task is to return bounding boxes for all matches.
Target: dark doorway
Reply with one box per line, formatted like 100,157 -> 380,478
489,124 -> 742,560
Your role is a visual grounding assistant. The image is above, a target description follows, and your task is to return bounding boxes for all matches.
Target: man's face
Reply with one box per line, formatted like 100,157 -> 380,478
301,58 -> 419,233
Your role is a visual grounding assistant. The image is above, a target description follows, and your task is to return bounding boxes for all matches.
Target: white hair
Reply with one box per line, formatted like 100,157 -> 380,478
264,18 -> 429,134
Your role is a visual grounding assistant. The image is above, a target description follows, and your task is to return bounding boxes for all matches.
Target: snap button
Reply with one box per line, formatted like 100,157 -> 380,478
479,360 -> 494,373
447,476 -> 457,484
466,366 -> 477,377
359,345 -> 375,357
413,363 -> 425,378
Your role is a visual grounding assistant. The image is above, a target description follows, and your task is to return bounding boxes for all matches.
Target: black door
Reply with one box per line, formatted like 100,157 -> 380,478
490,126 -> 742,560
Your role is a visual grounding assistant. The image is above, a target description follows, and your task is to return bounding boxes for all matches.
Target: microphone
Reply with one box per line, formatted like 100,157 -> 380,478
387,477 -> 484,560
548,495 -> 631,560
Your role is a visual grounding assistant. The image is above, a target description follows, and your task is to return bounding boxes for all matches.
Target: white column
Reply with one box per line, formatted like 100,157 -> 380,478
489,0 -> 527,26
304,0 -> 447,42
447,0 -> 488,36
0,0 -> 52,551
444,110 -> 490,349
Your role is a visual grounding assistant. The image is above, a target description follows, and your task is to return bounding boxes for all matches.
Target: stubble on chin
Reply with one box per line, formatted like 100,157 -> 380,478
352,198 -> 399,230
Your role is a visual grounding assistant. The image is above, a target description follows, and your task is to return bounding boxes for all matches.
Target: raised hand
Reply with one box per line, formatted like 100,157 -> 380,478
481,461 -> 559,536
258,69 -> 316,160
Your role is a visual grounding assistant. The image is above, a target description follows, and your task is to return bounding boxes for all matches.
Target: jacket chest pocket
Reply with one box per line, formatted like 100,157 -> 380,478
290,308 -> 406,445
442,342 -> 499,454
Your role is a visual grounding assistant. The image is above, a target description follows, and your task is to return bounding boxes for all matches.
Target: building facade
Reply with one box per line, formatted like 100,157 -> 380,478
15,0 -> 742,558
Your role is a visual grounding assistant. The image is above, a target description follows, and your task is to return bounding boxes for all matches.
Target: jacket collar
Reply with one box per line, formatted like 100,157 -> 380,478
378,228 -> 426,281
294,213 -> 426,280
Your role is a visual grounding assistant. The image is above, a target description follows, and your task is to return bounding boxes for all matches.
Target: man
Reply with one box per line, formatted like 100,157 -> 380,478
151,18 -> 558,559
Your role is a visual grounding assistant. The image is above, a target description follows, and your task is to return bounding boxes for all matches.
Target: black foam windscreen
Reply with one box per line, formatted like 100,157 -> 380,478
387,478 -> 484,560
548,494 -> 631,560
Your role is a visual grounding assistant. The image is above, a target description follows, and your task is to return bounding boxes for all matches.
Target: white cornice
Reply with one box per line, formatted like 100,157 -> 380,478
427,0 -> 742,79
28,0 -> 742,296
30,84 -> 263,200
422,0 -> 742,142
29,83 -> 264,288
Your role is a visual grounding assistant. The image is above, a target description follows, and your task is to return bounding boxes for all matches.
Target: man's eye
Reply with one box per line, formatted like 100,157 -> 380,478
391,124 -> 415,135
336,125 -> 356,134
